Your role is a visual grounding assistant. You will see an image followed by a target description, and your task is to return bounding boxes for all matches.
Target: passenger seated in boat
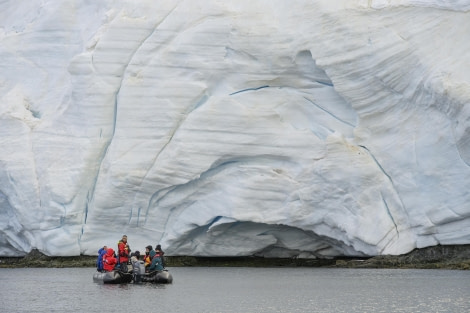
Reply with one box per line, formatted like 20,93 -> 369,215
148,250 -> 164,272
143,245 -> 152,268
155,244 -> 166,268
103,248 -> 117,272
96,246 -> 107,272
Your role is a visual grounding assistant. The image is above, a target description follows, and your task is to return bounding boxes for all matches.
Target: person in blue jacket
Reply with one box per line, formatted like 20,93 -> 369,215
148,249 -> 164,271
96,246 -> 107,272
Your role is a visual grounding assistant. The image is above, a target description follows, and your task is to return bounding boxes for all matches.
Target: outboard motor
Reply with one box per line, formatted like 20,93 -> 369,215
132,260 -> 146,283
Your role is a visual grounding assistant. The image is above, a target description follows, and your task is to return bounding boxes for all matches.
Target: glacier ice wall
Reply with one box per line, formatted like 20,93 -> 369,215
0,0 -> 469,257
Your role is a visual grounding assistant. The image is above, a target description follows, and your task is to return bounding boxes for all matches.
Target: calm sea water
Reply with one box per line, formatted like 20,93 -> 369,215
0,267 -> 468,313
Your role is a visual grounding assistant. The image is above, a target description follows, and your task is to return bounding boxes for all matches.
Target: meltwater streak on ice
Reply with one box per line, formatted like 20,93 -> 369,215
0,267 -> 469,313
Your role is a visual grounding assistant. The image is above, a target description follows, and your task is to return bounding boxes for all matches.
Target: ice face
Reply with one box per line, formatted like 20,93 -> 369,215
0,0 -> 469,257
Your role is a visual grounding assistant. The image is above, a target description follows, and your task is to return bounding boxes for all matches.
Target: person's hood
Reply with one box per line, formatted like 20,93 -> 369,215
106,248 -> 115,256
149,250 -> 156,258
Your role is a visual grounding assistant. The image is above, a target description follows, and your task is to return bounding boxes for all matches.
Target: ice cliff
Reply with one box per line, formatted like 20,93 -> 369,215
0,0 -> 469,257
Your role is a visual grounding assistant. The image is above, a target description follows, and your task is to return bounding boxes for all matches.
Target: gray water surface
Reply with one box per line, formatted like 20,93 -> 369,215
0,267 -> 468,312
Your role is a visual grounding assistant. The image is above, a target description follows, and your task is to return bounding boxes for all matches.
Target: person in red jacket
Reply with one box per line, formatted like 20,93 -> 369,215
117,235 -> 131,272
103,248 -> 117,272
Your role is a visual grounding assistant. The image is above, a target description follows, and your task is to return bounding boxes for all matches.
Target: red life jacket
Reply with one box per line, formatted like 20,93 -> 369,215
118,240 -> 129,262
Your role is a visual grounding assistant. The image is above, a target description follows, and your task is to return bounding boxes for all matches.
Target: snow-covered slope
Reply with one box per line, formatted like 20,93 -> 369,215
0,0 -> 469,257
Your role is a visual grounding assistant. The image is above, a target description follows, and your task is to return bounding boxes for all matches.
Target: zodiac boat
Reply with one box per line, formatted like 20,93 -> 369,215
93,261 -> 173,284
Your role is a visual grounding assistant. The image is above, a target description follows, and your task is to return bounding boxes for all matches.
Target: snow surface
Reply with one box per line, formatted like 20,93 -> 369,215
0,0 -> 469,257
